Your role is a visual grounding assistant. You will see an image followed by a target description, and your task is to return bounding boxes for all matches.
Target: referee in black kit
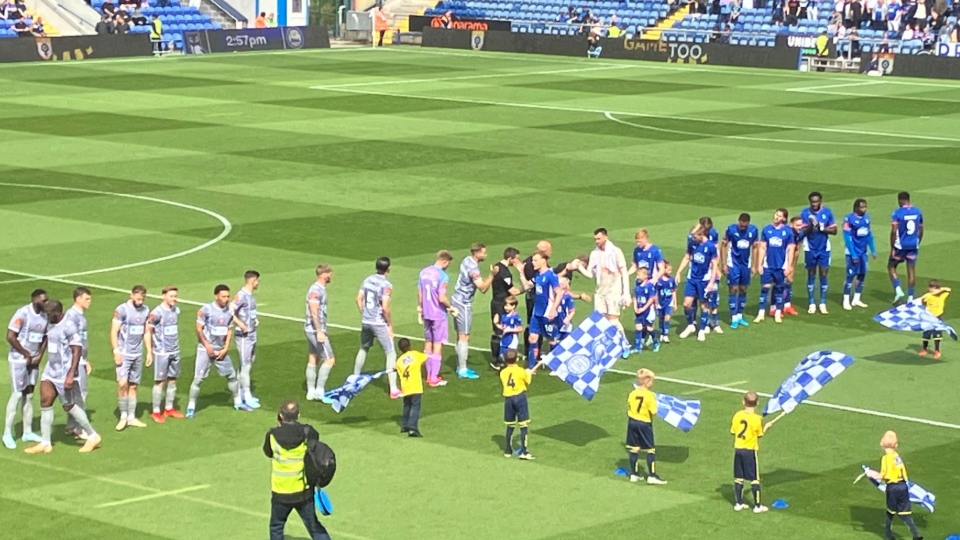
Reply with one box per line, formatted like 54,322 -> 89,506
489,247 -> 524,369
521,240 -> 589,362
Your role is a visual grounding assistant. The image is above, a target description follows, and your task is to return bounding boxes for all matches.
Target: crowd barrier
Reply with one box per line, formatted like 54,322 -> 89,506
0,34 -> 151,64
422,28 -> 960,80
182,26 -> 331,54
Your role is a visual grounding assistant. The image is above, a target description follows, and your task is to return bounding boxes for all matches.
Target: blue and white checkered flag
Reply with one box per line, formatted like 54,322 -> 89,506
656,394 -> 701,432
764,351 -> 854,416
542,311 -> 628,401
860,465 -> 936,513
874,300 -> 957,340
323,370 -> 387,413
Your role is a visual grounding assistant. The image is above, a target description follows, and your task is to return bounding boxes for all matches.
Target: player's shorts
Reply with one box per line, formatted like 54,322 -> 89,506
194,346 -> 236,381
423,318 -> 448,344
306,330 -> 334,361
78,360 -> 88,398
760,269 -> 785,287
115,355 -> 144,385
733,448 -> 759,482
594,294 -> 622,316
498,334 -> 519,359
889,248 -> 919,266
683,280 -> 708,301
658,304 -> 674,318
41,376 -> 83,408
626,418 -> 655,450
153,353 -> 181,381
804,250 -> 831,269
727,264 -> 751,287
451,299 -> 472,335
706,290 -> 720,308
528,314 -> 553,337
234,333 -> 257,367
634,309 -> 656,326
503,393 -> 530,425
360,324 -> 394,353
845,254 -> 868,277
885,481 -> 911,515
9,361 -> 38,393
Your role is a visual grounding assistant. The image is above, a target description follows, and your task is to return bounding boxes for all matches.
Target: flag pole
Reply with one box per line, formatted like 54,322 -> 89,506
763,411 -> 787,432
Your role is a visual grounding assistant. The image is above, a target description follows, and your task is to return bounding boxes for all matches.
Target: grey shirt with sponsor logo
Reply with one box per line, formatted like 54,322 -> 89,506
44,319 -> 82,381
62,306 -> 88,362
148,303 -> 180,356
114,301 -> 150,357
452,256 -> 482,304
197,302 -> 233,350
7,304 -> 47,362
233,288 -> 258,336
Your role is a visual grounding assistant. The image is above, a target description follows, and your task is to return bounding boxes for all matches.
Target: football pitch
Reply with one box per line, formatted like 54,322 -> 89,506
2,46 -> 960,540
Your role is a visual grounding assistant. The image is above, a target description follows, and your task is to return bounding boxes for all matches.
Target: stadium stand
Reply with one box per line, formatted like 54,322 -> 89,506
88,0 -> 221,49
423,0 -> 960,53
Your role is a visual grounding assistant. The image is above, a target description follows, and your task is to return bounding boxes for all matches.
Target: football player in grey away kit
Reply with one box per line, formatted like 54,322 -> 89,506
233,270 -> 261,409
25,300 -> 101,454
145,286 -> 186,423
63,287 -> 92,440
451,243 -> 494,379
353,257 -> 400,398
305,264 -> 335,402
187,284 -> 252,418
3,289 -> 48,449
111,285 -> 150,431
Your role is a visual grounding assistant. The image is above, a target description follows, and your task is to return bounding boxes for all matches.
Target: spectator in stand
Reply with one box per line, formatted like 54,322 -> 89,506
95,13 -> 113,33
609,11 -> 618,26
150,13 -> 163,53
720,0 -> 732,27
130,4 -> 146,25
843,0 -> 861,27
2,0 -> 21,20
732,0 -> 742,22
912,0 -> 927,25
13,16 -> 29,37
440,9 -> 452,26
31,16 -> 46,36
828,7 -> 842,29
14,0 -> 24,16
255,11 -> 267,28
556,9 -> 570,22
772,0 -> 785,24
799,0 -> 809,19
807,0 -> 819,19
102,0 -> 115,17
786,0 -> 800,24
720,21 -> 732,41
886,0 -> 901,30
267,12 -> 277,26
114,13 -> 129,33
902,21 -> 915,37
849,26 -> 861,53
921,22 -> 935,44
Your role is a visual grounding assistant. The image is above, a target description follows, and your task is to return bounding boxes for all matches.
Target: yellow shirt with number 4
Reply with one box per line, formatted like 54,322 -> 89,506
396,351 -> 428,396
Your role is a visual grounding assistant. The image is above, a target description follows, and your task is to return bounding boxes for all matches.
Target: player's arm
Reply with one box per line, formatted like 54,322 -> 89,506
493,313 -> 502,331
231,295 -> 250,333
144,315 -> 155,367
473,270 -> 494,294
381,293 -> 393,335
842,221 -> 857,260
575,252 -> 596,279
355,290 -> 364,314
546,283 -> 564,319
823,213 -> 837,236
707,256 -> 720,290
437,281 -> 453,311
670,289 -> 677,309
918,221 -> 924,245
675,253 -> 690,283
6,322 -> 32,361
564,304 -> 575,326
196,314 -> 215,356
110,315 -> 123,366
640,295 -> 656,313
216,324 -> 233,359
751,241 -> 760,275
785,243 -> 796,280
263,430 -> 275,458
889,220 -> 898,250
867,227 -> 877,258
755,242 -> 767,275
718,239 -> 728,275
308,297 -> 326,342
618,250 -> 631,301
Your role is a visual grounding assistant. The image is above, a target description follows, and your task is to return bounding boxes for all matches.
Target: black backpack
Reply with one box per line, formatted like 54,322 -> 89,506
303,427 -> 336,489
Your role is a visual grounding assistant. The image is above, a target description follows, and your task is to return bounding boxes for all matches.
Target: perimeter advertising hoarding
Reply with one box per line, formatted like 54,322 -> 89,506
0,33 -> 151,63
408,15 -> 512,32
182,26 -> 330,54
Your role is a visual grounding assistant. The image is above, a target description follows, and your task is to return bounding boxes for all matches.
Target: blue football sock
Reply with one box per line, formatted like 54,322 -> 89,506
892,277 -> 901,290
651,328 -> 659,345
819,275 -> 829,304
699,310 -> 709,330
843,275 -> 854,296
634,329 -> 643,350
806,275 -> 816,305
784,283 -> 793,304
711,310 -> 719,327
739,292 -> 747,315
505,425 -> 515,453
774,287 -> 784,311
661,318 -> 671,336
908,285 -> 915,298
684,307 -> 695,326
728,295 -> 738,319
855,275 -> 865,294
758,288 -> 769,312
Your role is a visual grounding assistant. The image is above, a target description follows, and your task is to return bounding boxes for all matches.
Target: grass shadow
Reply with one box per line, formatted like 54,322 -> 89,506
848,505 -> 889,539
761,468 -> 820,488
533,420 -> 610,447
862,350 -> 940,366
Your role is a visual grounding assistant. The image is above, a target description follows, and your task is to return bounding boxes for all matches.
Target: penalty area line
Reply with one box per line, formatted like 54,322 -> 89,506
2,268 -> 959,431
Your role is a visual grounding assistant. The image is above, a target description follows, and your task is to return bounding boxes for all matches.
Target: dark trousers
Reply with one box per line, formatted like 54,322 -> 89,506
402,394 -> 421,431
270,496 -> 331,540
489,299 -> 505,363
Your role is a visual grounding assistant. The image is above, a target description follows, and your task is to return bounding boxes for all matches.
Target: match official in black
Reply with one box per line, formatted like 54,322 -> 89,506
489,247 -> 524,369
264,401 -> 331,540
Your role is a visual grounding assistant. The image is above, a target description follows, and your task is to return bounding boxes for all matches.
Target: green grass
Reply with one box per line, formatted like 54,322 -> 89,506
1,46 -> 960,540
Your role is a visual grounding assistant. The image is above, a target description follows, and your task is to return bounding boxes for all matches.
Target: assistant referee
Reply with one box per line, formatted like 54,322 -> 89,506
264,401 -> 330,540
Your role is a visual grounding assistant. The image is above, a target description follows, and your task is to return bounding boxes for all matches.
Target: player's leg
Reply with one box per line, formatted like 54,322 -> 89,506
756,272 -> 771,323
647,318 -> 660,352
773,277 -> 785,323
516,398 -> 531,459
528,314 -> 544,364
423,321 -> 443,386
125,356 -> 145,426
680,282 -> 698,339
697,297 -> 710,341
641,424 -> 664,483
407,394 -> 422,437
737,284 -> 750,327
660,307 -> 672,343
63,384 -> 100,453
116,358 -> 130,431
733,450 -> 746,510
401,395 -> 411,433
237,337 -> 258,408
489,300 -> 504,369
162,356 -> 184,418
151,355 -> 167,422
805,257 -> 817,313
373,327 -> 399,396
25,380 -> 58,453
748,451 -> 765,512
316,342 -> 336,404
853,255 -> 869,308
727,267 -> 740,327
920,330 -> 930,356
817,262 -> 830,313
214,355 -> 246,411
4,363 -> 29,448
843,256 -> 856,310
906,253 -> 917,301
454,300 -> 477,379
633,321 -> 644,353
503,398 -> 517,456
888,254 -> 905,301
353,326 -> 373,375
707,290 -> 721,332
933,329 -> 942,359
186,347 -> 211,418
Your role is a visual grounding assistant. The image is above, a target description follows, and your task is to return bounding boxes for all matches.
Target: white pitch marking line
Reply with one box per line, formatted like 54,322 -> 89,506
603,111 -> 938,148
95,485 -> 211,508
1,268 -> 958,431
309,85 -> 960,144
309,65 -> 633,90
685,380 -> 749,396
0,183 -> 231,285
786,80 -> 884,92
